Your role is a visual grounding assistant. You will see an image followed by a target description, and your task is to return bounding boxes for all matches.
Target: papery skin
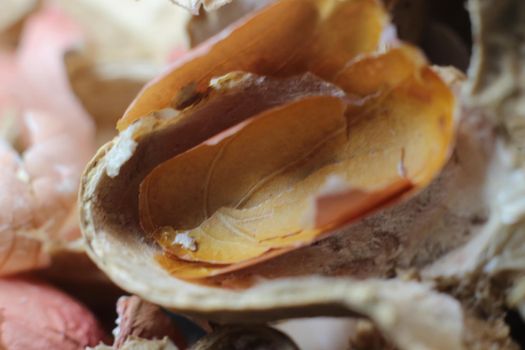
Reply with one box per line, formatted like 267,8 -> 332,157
0,7 -> 95,275
118,0 -> 387,130
0,278 -> 105,350
114,295 -> 186,349
136,45 -> 453,278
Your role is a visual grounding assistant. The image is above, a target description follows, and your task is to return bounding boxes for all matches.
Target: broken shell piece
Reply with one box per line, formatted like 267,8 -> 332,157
79,2 -> 466,349
81,0 -> 459,322
84,43 -> 454,282
81,0 -> 455,288
77,0 -> 525,347
81,0 -> 455,283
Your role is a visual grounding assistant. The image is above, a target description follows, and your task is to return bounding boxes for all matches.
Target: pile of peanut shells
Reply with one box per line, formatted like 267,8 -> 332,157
2,0 -> 525,349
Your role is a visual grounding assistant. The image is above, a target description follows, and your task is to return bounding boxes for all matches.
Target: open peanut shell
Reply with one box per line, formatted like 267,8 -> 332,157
80,0 -> 525,348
